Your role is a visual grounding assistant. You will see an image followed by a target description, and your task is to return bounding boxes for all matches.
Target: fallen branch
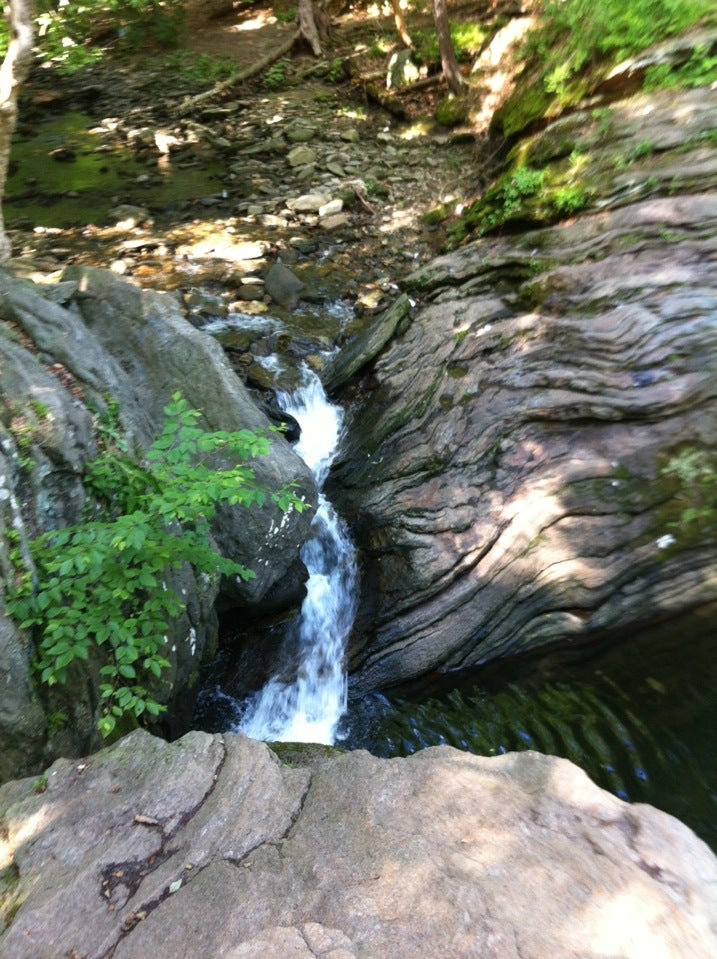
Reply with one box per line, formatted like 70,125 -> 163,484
361,81 -> 410,120
177,30 -> 300,114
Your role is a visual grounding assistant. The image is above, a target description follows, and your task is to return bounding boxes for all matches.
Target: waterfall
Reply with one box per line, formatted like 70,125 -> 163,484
237,371 -> 358,745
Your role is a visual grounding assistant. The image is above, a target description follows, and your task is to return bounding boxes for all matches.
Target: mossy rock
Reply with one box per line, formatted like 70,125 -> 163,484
269,741 -> 345,769
435,95 -> 470,128
490,69 -> 554,140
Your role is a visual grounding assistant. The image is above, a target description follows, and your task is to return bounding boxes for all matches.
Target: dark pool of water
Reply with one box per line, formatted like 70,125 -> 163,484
341,606 -> 717,852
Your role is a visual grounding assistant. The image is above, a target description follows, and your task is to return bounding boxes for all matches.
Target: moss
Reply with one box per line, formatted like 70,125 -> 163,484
269,741 -> 344,768
490,71 -> 555,140
422,200 -> 455,226
435,95 -> 470,128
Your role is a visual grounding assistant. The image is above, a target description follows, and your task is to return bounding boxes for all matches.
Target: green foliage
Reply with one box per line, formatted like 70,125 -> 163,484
369,36 -> 393,58
414,22 -> 487,65
662,447 -> 717,536
2,0 -> 188,74
265,59 -> 291,90
161,52 -> 240,86
32,775 -> 48,795
275,6 -> 297,24
6,393 -> 308,739
479,166 -> 545,233
326,58 -> 347,83
551,184 -> 587,214
643,45 -> 717,91
523,0 -> 714,107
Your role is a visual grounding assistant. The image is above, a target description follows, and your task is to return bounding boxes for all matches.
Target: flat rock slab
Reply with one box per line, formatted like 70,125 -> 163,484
1,731 -> 716,958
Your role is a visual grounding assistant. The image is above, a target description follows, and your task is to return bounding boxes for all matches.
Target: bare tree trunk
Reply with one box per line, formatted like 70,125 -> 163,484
297,0 -> 325,56
0,0 -> 33,263
430,0 -> 463,94
390,0 -> 413,49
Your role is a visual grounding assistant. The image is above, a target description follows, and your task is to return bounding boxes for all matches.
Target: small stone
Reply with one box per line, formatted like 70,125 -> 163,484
340,129 -> 360,143
260,214 -> 289,229
292,193 -> 328,213
263,263 -> 305,308
287,145 -> 317,168
326,161 -> 346,177
289,237 -> 318,254
286,126 -> 316,143
109,204 -> 151,227
319,199 -> 343,218
237,282 -> 265,301
320,213 -> 351,231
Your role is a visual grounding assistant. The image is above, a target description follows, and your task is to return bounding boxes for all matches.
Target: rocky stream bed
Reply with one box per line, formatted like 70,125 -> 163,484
2,9 -> 717,955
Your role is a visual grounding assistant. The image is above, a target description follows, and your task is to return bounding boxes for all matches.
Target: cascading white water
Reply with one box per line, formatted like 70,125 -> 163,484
237,370 -> 358,745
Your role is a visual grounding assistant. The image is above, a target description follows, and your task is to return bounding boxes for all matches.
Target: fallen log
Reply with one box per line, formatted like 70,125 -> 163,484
177,29 -> 300,114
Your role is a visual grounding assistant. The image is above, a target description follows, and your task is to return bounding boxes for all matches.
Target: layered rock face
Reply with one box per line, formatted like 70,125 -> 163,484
0,731 -> 715,958
332,89 -> 717,692
0,267 -> 317,780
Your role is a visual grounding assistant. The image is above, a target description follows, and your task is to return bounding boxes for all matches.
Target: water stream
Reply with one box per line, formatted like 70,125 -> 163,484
235,371 -> 358,744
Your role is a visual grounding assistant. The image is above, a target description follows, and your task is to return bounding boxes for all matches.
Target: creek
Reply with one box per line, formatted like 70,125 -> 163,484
11,80 -> 715,857
236,371 -> 358,744
194,350 -> 717,852
180,253 -> 717,853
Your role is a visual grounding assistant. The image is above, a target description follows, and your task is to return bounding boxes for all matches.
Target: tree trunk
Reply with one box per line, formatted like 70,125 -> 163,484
430,0 -> 463,94
390,0 -> 413,49
297,0 -> 327,57
0,0 -> 33,263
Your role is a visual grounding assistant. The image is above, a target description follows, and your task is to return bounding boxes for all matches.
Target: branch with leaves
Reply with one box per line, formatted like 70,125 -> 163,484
6,393 -> 309,738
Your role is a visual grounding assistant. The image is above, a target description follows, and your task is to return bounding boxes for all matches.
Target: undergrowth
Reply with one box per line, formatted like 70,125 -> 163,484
6,393 -> 308,738
524,0 -> 715,105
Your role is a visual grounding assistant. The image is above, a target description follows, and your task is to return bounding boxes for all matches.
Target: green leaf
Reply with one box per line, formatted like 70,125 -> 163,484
98,715 -> 116,738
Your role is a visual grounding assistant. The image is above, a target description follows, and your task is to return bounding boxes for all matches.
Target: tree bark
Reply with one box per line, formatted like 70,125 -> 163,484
390,0 -> 413,49
0,0 -> 33,263
430,0 -> 463,94
297,0 -> 327,57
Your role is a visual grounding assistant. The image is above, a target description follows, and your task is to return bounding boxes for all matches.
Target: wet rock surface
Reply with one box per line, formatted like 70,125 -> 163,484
1,730 -> 716,959
332,85 -> 717,691
0,267 -> 316,775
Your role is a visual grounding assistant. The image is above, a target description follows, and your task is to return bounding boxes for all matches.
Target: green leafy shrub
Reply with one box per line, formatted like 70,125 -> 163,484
6,393 -> 308,738
326,58 -> 347,83
1,0 -> 187,73
480,166 -> 545,233
526,0 -> 713,77
643,45 -> 717,91
275,6 -> 298,24
265,59 -> 291,90
551,184 -> 588,213
502,0 -> 716,127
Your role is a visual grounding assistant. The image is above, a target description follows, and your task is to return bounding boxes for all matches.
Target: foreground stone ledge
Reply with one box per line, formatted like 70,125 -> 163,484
1,730 -> 715,958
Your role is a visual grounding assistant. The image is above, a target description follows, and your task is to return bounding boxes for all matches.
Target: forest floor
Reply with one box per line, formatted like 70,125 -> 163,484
6,0 -> 525,303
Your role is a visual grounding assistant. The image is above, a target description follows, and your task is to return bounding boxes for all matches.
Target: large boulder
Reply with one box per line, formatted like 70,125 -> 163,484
0,731 -> 715,958
330,90 -> 717,693
0,267 -> 317,779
